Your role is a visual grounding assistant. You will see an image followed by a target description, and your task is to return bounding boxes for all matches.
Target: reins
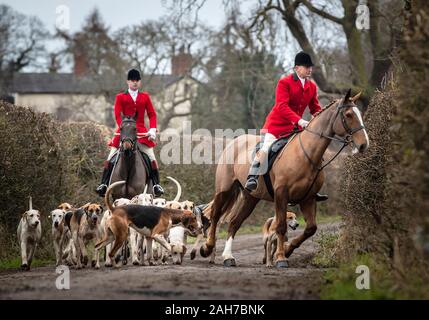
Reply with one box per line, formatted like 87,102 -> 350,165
289,99 -> 365,205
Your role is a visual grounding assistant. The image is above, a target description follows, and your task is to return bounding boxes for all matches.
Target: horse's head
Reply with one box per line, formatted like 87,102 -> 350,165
332,89 -> 369,153
120,113 -> 137,152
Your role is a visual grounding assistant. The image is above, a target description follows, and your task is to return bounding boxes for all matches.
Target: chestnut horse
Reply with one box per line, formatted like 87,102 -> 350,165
200,89 -> 369,268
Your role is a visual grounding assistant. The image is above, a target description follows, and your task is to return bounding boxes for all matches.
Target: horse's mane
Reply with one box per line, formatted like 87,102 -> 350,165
313,99 -> 338,117
305,99 -> 339,129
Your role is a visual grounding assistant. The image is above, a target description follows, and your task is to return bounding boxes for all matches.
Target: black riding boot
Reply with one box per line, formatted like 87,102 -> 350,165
95,160 -> 113,197
244,158 -> 262,191
150,160 -> 164,197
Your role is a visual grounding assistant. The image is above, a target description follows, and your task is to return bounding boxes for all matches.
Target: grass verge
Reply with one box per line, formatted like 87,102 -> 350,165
0,256 -> 54,272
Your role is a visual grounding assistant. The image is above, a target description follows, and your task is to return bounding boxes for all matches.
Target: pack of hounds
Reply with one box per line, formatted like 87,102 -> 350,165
17,176 -> 301,271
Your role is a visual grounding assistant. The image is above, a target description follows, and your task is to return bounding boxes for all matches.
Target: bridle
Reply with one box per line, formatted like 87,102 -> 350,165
120,117 -> 137,152
291,98 -> 366,205
304,98 -> 366,147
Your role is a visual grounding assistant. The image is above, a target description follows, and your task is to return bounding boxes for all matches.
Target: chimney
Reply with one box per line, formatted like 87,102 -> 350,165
73,37 -> 88,76
73,50 -> 88,76
171,45 -> 193,76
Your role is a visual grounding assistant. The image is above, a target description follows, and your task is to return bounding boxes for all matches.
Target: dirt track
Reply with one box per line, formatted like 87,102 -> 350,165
0,223 -> 339,300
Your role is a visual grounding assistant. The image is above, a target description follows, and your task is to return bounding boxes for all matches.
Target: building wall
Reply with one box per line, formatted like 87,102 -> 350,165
13,76 -> 200,131
14,93 -> 112,124
153,77 -> 198,132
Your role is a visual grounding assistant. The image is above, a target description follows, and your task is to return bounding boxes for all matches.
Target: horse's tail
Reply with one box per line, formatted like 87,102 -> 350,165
105,180 -> 126,212
166,176 -> 182,202
218,180 -> 243,224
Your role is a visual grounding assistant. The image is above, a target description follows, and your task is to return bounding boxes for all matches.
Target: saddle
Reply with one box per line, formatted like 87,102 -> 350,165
253,133 -> 296,198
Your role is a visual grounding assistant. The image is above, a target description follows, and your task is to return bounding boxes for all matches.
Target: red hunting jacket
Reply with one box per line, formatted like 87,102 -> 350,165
108,90 -> 157,148
262,73 -> 322,138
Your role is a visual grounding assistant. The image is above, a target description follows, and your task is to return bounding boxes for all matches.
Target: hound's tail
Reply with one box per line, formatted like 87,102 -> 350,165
104,180 -> 126,212
166,176 -> 182,202
262,217 -> 274,236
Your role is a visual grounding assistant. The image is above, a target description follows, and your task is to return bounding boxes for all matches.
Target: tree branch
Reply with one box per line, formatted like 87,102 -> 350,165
299,0 -> 344,25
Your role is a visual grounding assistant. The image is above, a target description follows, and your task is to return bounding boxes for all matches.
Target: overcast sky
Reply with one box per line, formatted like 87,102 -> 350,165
1,0 -> 305,73
0,0 -> 228,32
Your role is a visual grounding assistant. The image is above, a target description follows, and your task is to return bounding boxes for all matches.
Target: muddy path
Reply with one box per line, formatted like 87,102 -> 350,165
0,223 -> 340,300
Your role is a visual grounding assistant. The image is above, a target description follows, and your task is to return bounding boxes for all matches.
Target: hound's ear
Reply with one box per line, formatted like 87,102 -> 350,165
350,91 -> 362,102
81,203 -> 91,211
344,88 -> 352,102
22,211 -> 28,218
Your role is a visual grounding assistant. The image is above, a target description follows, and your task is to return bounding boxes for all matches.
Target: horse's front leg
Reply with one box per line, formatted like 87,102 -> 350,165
285,197 -> 317,258
200,191 -> 229,258
274,186 -> 289,268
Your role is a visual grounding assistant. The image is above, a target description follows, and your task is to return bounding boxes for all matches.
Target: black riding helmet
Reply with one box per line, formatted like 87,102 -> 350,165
294,51 -> 314,67
127,68 -> 141,81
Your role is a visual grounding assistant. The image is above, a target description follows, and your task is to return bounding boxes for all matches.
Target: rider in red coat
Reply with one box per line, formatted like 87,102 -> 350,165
244,52 -> 327,201
96,69 -> 164,197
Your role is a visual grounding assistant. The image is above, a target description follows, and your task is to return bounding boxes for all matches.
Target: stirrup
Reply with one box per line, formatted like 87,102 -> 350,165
244,176 -> 258,191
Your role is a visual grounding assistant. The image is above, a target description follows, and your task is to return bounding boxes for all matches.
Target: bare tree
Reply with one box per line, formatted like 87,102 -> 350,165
115,17 -> 207,129
0,5 -> 48,96
164,0 -> 403,101
191,13 -> 284,131
114,21 -> 172,79
56,8 -> 125,77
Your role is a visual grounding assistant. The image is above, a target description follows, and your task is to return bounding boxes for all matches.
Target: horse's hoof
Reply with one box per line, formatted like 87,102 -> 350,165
190,250 -> 196,260
132,261 -> 139,266
105,263 -> 112,268
200,245 -> 211,258
122,259 -> 128,265
276,260 -> 289,268
91,260 -> 96,268
223,258 -> 236,267
21,264 -> 29,271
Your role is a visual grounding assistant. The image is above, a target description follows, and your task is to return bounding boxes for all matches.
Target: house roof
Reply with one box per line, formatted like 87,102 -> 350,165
10,73 -> 185,95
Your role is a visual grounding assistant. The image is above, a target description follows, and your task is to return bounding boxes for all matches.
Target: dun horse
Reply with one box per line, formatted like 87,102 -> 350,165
200,90 -> 369,268
109,114 -> 152,200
